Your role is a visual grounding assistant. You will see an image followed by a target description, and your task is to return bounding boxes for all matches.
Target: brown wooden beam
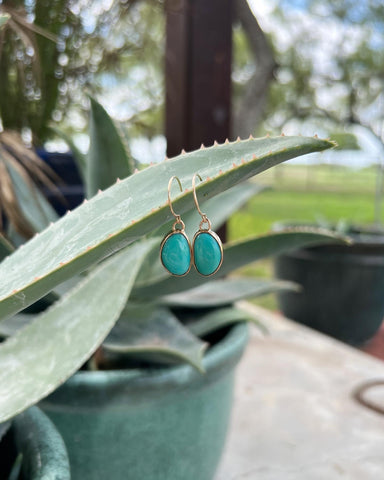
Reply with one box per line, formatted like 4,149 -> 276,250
165,0 -> 233,157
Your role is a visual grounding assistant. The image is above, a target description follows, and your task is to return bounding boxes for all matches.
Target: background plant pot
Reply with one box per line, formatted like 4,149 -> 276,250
274,226 -> 384,345
0,406 -> 70,480
40,323 -> 248,480
37,149 -> 84,215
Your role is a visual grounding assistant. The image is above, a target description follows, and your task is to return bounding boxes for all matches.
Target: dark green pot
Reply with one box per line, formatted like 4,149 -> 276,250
41,323 -> 248,480
0,407 -> 70,480
274,228 -> 384,345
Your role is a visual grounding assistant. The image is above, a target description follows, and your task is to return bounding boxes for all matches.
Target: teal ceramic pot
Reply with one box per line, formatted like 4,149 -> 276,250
0,406 -> 70,479
274,224 -> 384,346
41,323 -> 248,480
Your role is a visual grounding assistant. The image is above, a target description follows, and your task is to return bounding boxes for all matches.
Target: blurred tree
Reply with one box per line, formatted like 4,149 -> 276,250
232,0 -> 384,142
0,0 -> 164,144
232,0 -> 276,138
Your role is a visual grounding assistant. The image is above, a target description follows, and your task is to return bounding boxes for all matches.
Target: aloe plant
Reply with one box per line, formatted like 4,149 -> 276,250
0,98 -> 342,422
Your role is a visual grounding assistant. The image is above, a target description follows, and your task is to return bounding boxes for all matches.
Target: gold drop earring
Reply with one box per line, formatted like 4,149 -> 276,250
191,173 -> 223,276
159,176 -> 192,276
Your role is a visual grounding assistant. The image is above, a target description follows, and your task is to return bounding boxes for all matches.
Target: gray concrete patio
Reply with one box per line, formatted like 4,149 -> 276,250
215,304 -> 384,480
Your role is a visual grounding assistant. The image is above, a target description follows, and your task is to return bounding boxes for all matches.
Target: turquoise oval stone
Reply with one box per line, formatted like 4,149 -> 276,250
193,232 -> 222,276
161,232 -> 191,276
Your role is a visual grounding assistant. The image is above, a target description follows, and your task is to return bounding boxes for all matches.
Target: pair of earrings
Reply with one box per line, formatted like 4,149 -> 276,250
160,174 -> 223,277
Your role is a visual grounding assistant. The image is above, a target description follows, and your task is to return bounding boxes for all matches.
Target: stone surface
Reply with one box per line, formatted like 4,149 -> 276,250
193,232 -> 222,276
215,304 -> 384,480
161,232 -> 191,276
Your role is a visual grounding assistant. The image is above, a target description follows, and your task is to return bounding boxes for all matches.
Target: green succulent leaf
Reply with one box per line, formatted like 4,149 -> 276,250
159,278 -> 297,308
0,235 -> 14,261
188,306 -> 266,338
0,314 -> 32,338
134,228 -> 346,298
0,135 -> 333,322
0,239 -> 156,423
0,236 -> 58,313
102,303 -> 207,371
7,162 -> 59,233
0,421 -> 11,442
87,97 -> 134,197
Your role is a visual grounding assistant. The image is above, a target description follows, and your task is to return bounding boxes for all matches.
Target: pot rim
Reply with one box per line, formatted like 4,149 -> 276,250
42,322 -> 249,405
273,221 -> 384,247
11,406 -> 70,480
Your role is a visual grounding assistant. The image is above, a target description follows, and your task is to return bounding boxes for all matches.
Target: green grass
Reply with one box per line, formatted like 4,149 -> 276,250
256,163 -> 378,194
228,164 -> 380,310
229,190 -> 376,239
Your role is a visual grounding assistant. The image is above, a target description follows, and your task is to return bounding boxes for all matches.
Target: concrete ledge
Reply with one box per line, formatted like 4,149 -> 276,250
215,304 -> 384,479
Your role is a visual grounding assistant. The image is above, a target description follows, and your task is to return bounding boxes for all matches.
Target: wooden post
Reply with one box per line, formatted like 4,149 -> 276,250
165,0 -> 233,157
165,0 -> 233,240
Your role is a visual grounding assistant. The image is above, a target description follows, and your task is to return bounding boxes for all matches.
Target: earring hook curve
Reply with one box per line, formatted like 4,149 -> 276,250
168,176 -> 183,219
192,173 -> 211,230
192,173 -> 204,217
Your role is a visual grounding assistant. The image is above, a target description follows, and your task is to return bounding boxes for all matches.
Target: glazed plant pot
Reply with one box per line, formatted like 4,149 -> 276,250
40,323 -> 248,480
0,406 -> 70,480
274,225 -> 384,345
37,149 -> 84,215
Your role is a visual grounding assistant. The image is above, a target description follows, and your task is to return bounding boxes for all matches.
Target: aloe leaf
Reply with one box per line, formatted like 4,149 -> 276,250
0,421 -> 11,442
0,135 -> 333,322
87,97 -> 133,197
137,182 -> 266,286
102,303 -> 207,371
0,235 -> 14,261
134,228 -> 346,298
0,314 -> 32,338
1,236 -> 58,314
50,127 -> 87,181
188,306 -> 267,338
7,163 -> 59,233
0,240 -> 156,423
160,278 -> 297,308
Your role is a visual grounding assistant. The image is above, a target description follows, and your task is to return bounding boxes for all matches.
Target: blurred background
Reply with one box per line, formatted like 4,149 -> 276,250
1,0 -> 383,308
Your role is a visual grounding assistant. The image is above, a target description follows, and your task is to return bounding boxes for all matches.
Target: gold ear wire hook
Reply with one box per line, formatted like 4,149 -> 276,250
192,173 -> 211,230
168,176 -> 183,219
192,173 -> 204,217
